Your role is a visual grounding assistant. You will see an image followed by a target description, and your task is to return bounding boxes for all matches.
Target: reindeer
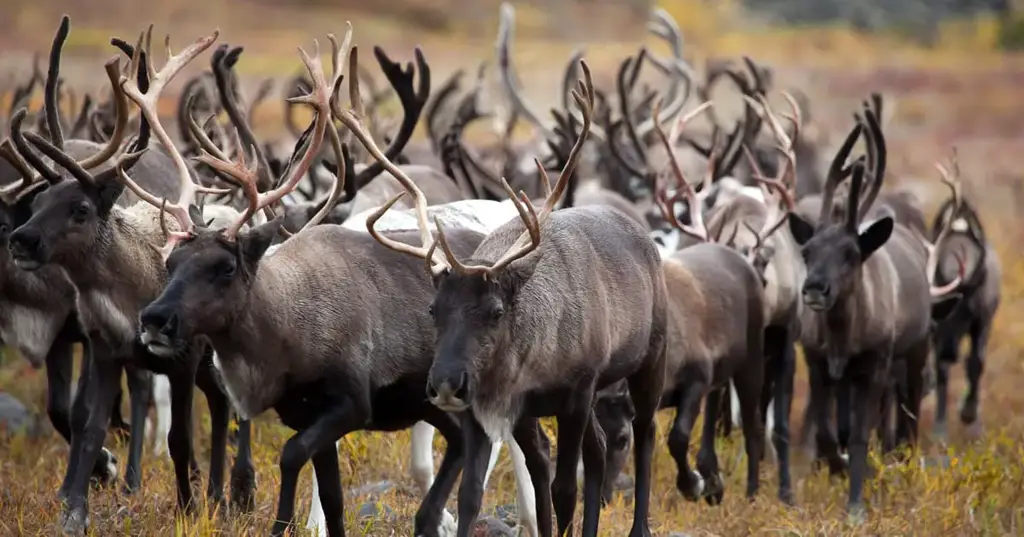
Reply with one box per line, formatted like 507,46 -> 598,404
134,32 -> 486,537
692,93 -> 806,503
368,60 -> 667,537
0,16 -> 190,490
7,24 -> 257,533
594,100 -> 768,507
926,152 -> 1000,441
785,105 -> 961,518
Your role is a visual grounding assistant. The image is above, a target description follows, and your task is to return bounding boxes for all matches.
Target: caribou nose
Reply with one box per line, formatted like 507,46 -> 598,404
425,371 -> 471,411
139,304 -> 180,339
9,227 -> 41,258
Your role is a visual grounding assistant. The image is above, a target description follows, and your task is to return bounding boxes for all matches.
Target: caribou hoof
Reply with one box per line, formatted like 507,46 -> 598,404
846,501 -> 867,525
778,487 -> 796,506
230,464 -> 257,513
702,472 -> 724,506
59,506 -> 89,536
959,398 -> 979,426
90,448 -> 118,488
677,470 -> 704,502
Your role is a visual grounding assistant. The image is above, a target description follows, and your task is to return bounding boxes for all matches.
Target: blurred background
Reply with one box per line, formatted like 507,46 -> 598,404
1,0 -> 1023,533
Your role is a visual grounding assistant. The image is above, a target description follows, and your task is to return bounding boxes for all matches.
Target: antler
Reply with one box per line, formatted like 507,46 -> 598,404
197,30 -> 347,241
921,153 -> 965,295
361,59 -> 595,278
652,99 -> 714,242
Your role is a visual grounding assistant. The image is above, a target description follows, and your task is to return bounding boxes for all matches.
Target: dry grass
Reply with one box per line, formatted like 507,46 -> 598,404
2,1 -> 1024,535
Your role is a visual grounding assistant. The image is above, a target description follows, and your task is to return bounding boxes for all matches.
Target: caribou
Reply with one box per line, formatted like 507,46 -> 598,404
7,22 -> 257,533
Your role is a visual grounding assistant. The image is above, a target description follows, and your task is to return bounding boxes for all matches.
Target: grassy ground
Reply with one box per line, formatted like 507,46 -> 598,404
2,1 -> 1024,535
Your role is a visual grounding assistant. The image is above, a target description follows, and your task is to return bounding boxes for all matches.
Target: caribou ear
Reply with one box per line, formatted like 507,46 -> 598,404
856,215 -> 893,261
788,213 -> 815,245
931,293 -> 962,322
239,216 -> 283,265
92,180 -> 124,218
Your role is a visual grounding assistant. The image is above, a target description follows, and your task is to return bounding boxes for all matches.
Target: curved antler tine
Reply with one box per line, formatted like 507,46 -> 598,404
77,58 -> 129,169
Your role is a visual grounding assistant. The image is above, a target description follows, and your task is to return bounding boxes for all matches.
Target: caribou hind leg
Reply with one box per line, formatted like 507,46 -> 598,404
733,353 -> 765,500
932,328 -> 962,443
961,319 -> 991,436
579,407 -> 607,537
665,364 -> 710,501
696,387 -> 725,505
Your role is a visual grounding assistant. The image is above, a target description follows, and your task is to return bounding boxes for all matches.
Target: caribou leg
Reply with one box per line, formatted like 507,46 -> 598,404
195,355 -> 231,507
454,413 -> 494,537
696,387 -> 725,505
846,350 -> 887,519
734,355 -> 765,500
807,354 -> 847,476
765,325 -> 796,504
960,319 -> 991,432
932,328 -> 961,443
310,444 -> 344,537
122,365 -> 153,494
58,352 -> 123,535
550,382 -> 597,536
167,369 -> 202,512
230,418 -> 256,512
415,410 -> 464,537
666,364 -> 709,501
579,407 -> 607,537
270,402 -> 365,537
512,417 -> 553,537
626,333 -> 667,537
895,340 -> 928,454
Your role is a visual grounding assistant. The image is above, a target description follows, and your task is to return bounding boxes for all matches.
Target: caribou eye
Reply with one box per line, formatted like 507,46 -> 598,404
428,304 -> 435,317
219,261 -> 236,278
490,304 -> 505,321
71,203 -> 90,221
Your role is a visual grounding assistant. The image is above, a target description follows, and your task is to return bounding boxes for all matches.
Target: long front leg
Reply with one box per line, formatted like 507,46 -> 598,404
167,372 -> 200,512
807,356 -> 845,476
58,357 -> 123,535
415,411 -> 465,537
310,446 -> 344,537
195,358 -> 230,507
846,352 -> 886,519
123,365 -> 153,494
455,412 -> 493,537
513,417 -> 552,537
230,418 -> 256,512
270,403 -> 364,537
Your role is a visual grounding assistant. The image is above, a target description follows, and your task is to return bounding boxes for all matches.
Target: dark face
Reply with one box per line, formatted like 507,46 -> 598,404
789,214 -> 893,312
426,270 -> 517,412
137,220 -> 279,358
594,387 -> 635,502
8,179 -> 121,271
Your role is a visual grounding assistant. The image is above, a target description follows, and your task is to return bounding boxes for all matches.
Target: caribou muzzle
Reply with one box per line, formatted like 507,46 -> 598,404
139,304 -> 183,358
426,369 -> 471,412
9,227 -> 46,271
801,280 -> 832,311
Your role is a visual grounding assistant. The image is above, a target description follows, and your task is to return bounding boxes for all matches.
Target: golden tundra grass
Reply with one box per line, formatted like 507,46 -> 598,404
2,1 -> 1024,535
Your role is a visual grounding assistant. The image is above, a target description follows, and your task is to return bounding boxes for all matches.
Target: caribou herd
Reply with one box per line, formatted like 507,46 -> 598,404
0,3 -> 1001,537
